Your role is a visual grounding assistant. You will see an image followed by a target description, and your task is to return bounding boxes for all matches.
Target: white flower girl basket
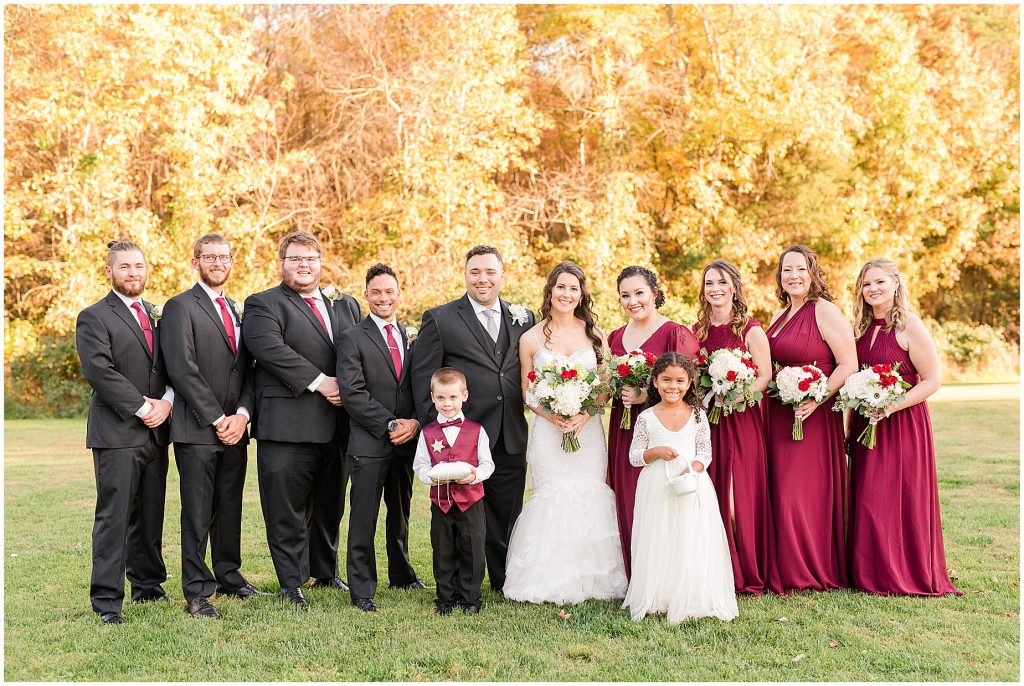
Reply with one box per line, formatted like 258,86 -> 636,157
665,444 -> 699,496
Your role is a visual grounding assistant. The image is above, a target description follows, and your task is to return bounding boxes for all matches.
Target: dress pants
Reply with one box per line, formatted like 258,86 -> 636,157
174,442 -> 248,601
482,435 -> 526,592
90,434 -> 168,614
257,438 -> 346,589
430,500 -> 486,606
346,450 -> 417,600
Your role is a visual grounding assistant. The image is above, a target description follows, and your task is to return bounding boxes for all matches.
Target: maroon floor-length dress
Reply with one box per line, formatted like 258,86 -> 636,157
697,318 -> 771,595
608,320 -> 699,579
765,303 -> 847,593
848,320 -> 962,596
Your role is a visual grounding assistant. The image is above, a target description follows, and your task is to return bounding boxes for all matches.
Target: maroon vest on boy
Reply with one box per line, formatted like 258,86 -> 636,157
422,419 -> 485,513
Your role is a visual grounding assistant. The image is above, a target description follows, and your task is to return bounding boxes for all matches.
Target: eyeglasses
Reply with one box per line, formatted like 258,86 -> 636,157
282,256 -> 321,265
198,254 -> 234,265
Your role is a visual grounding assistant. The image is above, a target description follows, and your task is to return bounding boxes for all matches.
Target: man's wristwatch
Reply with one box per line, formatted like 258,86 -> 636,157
387,419 -> 399,432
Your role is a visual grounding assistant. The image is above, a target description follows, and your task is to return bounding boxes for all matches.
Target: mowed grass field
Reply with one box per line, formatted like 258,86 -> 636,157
4,386 -> 1019,681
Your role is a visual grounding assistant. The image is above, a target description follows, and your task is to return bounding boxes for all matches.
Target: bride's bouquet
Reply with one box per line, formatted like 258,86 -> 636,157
607,349 -> 657,429
526,362 -> 606,452
767,364 -> 829,440
697,347 -> 762,424
832,362 -> 910,449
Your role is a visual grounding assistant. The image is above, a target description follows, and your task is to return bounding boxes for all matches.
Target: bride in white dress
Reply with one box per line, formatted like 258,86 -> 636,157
503,262 -> 628,604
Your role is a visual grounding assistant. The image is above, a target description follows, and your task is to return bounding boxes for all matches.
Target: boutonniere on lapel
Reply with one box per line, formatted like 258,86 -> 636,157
508,303 -> 530,326
149,303 -> 164,327
321,285 -> 343,305
233,301 -> 245,319
405,325 -> 419,346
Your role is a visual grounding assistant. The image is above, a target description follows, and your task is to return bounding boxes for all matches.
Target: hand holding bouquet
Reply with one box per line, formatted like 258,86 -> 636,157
697,347 -> 762,424
526,362 -> 606,452
832,362 -> 910,449
768,364 -> 830,440
607,349 -> 657,429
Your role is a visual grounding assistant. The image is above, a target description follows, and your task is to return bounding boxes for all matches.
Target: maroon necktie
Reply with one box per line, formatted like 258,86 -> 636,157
216,297 -> 237,354
130,302 -> 153,354
384,324 -> 403,378
302,297 -> 329,334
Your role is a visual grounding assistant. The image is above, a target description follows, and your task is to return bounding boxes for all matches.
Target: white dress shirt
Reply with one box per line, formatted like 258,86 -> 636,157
368,312 -> 405,366
413,412 -> 494,485
110,289 -> 174,418
469,297 -> 502,338
303,288 -> 334,392
194,281 -> 250,425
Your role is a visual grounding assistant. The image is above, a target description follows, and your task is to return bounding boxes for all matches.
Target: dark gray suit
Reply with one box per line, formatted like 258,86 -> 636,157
337,316 -> 419,599
76,291 -> 170,614
411,294 -> 535,591
242,283 -> 361,589
162,283 -> 254,601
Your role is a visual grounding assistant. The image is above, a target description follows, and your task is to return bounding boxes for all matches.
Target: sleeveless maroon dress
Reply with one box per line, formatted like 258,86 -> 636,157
696,317 -> 771,595
765,303 -> 847,593
848,320 -> 962,596
607,320 -> 699,579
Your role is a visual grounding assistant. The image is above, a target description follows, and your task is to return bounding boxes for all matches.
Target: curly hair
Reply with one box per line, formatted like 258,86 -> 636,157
539,261 -> 603,364
365,262 -> 398,286
646,352 -> 701,422
616,265 -> 666,309
693,259 -> 749,343
775,245 -> 833,306
852,258 -> 911,339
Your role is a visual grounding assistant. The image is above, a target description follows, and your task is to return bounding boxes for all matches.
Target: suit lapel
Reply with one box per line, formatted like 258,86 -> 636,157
106,291 -> 152,359
192,284 -> 234,354
225,295 -> 243,361
361,317 -> 399,380
499,299 -> 525,371
456,295 -> 499,367
282,284 -> 333,347
397,322 -> 411,384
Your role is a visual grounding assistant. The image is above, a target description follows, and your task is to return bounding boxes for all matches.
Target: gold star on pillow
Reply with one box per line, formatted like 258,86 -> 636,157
431,438 -> 445,453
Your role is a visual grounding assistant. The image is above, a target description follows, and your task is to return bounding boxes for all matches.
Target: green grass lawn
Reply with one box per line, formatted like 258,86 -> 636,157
4,393 -> 1019,681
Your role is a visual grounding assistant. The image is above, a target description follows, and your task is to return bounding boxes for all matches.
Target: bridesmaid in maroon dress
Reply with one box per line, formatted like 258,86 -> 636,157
847,258 -> 962,596
606,266 -> 699,579
765,246 -> 857,593
693,260 -> 772,595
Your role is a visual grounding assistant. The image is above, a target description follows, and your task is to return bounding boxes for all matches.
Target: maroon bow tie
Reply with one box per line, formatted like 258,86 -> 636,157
442,418 -> 463,427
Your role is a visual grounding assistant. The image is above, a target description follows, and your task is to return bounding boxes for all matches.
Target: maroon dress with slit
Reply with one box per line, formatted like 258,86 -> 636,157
697,317 -> 771,595
765,303 -> 847,593
607,320 -> 699,579
848,319 -> 962,596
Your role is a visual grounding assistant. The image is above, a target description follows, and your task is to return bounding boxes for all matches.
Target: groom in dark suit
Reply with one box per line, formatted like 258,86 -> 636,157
411,245 -> 535,592
242,231 -> 361,608
161,234 -> 259,619
337,263 -> 423,612
76,240 -> 174,624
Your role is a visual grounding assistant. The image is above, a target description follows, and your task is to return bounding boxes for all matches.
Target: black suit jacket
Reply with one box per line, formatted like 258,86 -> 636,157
162,284 -> 255,445
242,283 -> 361,444
336,315 -> 417,458
411,294 -> 535,453
75,291 -> 171,449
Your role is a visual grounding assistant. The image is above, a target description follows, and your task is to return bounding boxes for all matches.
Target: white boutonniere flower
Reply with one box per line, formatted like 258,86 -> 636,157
405,325 -> 419,343
509,303 -> 529,326
149,304 -> 164,324
321,285 -> 343,303
233,301 -> 244,318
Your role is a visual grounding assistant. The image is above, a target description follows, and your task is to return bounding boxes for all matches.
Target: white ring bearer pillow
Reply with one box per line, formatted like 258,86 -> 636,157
426,461 -> 474,482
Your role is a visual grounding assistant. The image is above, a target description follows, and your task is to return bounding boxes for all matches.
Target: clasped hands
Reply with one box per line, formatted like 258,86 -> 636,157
216,414 -> 248,445
620,384 -> 647,407
316,376 -> 343,406
553,412 -> 591,434
140,397 -> 172,428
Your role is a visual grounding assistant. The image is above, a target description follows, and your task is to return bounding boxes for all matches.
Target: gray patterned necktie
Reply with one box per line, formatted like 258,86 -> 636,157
482,309 -> 499,342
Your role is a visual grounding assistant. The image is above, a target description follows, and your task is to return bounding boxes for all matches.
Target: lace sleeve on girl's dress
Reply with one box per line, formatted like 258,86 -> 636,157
628,414 -> 651,467
669,321 -> 701,359
694,410 -> 713,468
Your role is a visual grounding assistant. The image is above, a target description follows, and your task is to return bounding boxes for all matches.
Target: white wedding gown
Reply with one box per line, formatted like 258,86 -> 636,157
503,346 -> 628,604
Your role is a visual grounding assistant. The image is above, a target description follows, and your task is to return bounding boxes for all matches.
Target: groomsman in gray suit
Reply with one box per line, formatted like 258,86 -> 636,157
161,234 -> 260,620
76,240 -> 174,625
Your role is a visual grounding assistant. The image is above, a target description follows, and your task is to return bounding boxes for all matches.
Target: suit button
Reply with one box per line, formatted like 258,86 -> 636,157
496,395 -> 502,401
151,367 -> 157,373
499,372 -> 504,377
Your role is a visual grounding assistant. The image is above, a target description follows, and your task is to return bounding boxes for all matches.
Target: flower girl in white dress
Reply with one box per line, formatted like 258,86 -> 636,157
623,352 -> 738,623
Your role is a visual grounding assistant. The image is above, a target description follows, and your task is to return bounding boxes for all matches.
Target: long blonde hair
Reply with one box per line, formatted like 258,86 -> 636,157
852,258 -> 911,339
693,260 -> 749,343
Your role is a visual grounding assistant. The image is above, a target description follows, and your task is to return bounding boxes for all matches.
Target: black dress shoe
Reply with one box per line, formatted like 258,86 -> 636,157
186,596 -> 222,619
461,602 -> 482,615
390,579 -> 427,590
311,577 -> 349,593
100,611 -> 125,625
352,597 -> 378,612
434,602 -> 455,616
218,583 -> 266,599
281,587 -> 309,608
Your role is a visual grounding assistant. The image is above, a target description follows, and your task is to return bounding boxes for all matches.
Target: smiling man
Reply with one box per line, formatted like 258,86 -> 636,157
336,263 -> 424,612
411,245 -> 535,594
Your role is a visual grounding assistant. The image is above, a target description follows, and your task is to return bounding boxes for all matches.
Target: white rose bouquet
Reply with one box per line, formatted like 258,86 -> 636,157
525,361 -> 605,452
767,364 -> 830,440
696,347 -> 762,424
832,362 -> 910,449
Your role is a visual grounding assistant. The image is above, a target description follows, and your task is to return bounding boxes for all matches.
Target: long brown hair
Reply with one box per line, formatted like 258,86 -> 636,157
852,258 -> 911,339
540,261 -> 603,364
693,259 -> 749,343
775,245 -> 833,306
